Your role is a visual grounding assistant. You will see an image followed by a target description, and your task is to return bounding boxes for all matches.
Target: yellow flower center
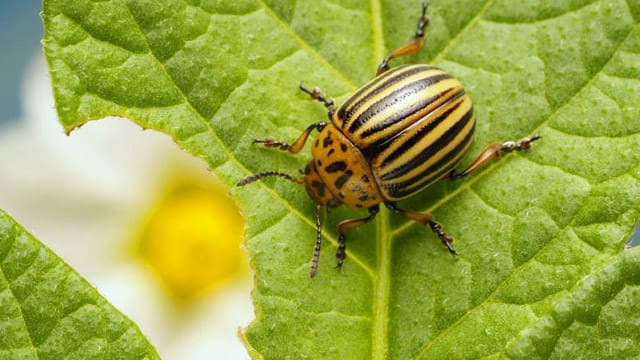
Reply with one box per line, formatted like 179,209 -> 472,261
139,182 -> 245,299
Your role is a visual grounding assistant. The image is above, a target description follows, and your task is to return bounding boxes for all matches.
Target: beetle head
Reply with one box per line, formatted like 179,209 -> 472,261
303,161 -> 342,208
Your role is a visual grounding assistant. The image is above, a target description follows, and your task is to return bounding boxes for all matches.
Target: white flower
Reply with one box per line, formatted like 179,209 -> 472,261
0,53 -> 253,360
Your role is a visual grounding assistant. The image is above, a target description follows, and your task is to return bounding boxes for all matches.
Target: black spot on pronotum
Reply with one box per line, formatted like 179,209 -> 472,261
323,136 -> 333,148
328,148 -> 335,156
340,143 -> 348,152
311,180 -> 325,197
325,161 -> 347,173
361,174 -> 369,183
334,170 -> 353,189
315,139 -> 319,147
358,194 -> 369,201
304,164 -> 311,175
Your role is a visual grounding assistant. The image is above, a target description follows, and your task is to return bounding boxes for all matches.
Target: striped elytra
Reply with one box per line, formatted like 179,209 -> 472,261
332,64 -> 475,201
238,2 -> 540,277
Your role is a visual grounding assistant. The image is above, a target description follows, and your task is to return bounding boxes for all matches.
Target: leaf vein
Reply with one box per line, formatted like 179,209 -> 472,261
256,0 -> 358,87
261,294 -> 372,321
482,0 -> 600,25
412,220 -> 605,359
431,0 -> 494,64
467,187 -> 515,219
0,260 -> 36,354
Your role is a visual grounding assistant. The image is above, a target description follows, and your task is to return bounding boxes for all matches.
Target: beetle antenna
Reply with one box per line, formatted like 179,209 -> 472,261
310,204 -> 323,277
236,171 -> 303,186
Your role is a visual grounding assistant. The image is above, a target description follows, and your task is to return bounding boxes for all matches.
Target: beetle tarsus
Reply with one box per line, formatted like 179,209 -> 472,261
429,220 -> 458,256
501,134 -> 542,152
377,2 -> 430,75
300,83 -> 335,117
254,137 -> 292,151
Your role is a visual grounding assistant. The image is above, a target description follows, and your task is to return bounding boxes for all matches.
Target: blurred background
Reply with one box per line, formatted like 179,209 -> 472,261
0,2 -> 252,359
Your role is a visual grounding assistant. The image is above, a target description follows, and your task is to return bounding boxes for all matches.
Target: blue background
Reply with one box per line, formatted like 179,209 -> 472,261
0,0 -> 43,124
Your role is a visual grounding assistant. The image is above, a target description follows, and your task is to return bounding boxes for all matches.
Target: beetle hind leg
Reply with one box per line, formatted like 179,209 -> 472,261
449,135 -> 541,180
386,202 -> 457,256
377,2 -> 430,75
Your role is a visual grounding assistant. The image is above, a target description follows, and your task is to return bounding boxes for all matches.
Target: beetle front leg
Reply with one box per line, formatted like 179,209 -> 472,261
449,135 -> 541,180
254,122 -> 326,154
299,83 -> 335,119
386,202 -> 457,255
335,205 -> 379,270
377,3 -> 429,75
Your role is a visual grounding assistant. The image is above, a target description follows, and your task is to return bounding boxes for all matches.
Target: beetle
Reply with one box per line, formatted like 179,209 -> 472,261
237,3 -> 540,277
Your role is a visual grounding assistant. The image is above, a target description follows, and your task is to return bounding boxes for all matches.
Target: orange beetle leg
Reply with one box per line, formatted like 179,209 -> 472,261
450,135 -> 541,180
377,3 -> 429,75
386,202 -> 457,256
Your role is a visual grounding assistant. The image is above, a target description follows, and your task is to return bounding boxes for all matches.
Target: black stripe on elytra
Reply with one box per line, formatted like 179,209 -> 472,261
385,160 -> 452,199
334,170 -> 353,189
387,124 -> 475,198
381,105 -> 474,181
325,161 -> 347,173
347,73 -> 451,135
338,65 -> 436,126
365,89 -> 466,154
361,86 -> 465,143
378,90 -> 466,168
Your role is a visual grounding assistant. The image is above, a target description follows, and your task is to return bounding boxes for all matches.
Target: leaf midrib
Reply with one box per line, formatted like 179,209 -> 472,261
368,0 -> 389,359
370,1 -> 495,359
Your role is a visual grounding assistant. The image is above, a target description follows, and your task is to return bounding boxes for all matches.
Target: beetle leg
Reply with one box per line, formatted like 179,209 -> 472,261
253,122 -> 326,154
299,83 -> 335,118
385,202 -> 457,256
335,205 -> 380,270
377,2 -> 430,75
449,135 -> 541,180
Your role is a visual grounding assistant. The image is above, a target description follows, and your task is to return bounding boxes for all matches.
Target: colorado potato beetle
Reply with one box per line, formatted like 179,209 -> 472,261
238,3 -> 540,277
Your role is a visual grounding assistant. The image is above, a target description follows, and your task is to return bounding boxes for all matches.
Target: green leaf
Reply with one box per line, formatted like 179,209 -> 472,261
0,209 -> 159,359
42,0 -> 640,358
